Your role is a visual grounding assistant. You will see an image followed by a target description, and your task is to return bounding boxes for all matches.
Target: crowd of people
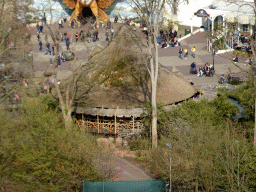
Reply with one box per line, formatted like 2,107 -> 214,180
36,15 -> 120,69
230,30 -> 255,65
190,61 -> 214,77
158,29 -> 180,48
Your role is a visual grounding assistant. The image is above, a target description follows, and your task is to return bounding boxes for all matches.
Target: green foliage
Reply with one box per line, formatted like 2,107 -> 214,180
233,50 -> 252,57
137,88 -> 256,190
171,98 -> 238,127
233,50 -> 243,55
140,102 -> 170,136
219,83 -> 255,121
212,37 -> 226,50
0,97 -> 101,191
65,55 -> 74,61
128,136 -> 150,151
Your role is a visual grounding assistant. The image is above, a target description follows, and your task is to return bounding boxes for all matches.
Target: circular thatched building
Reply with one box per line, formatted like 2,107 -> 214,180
60,26 -> 196,135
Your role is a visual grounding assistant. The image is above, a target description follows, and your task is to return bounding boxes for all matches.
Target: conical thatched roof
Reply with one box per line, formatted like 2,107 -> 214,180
61,26 -> 195,116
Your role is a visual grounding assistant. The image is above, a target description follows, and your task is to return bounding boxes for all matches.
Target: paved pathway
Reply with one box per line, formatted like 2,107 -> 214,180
158,30 -> 250,100
112,156 -> 153,181
28,22 -> 250,99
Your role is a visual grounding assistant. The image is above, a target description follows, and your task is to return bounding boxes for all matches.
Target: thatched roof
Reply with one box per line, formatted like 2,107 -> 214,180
61,26 -> 195,116
75,107 -> 144,118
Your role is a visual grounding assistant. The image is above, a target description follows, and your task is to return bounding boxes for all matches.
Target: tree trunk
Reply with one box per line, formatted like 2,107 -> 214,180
172,0 -> 178,15
64,110 -> 72,130
254,88 -> 256,147
152,78 -> 157,149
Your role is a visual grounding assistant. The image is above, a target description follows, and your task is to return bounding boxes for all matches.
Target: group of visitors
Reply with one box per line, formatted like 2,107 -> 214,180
158,29 -> 179,48
178,46 -> 196,60
36,23 -> 44,34
57,53 -> 66,67
197,63 -> 215,77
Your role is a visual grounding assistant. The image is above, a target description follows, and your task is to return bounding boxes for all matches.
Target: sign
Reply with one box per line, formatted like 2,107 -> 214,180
194,9 -> 209,17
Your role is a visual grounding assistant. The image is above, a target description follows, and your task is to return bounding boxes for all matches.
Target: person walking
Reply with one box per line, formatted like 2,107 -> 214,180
87,31 -> 91,43
191,46 -> 196,58
46,42 -> 51,55
71,19 -> 75,30
184,48 -> 188,59
39,41 -> 42,51
58,18 -> 63,30
66,39 -> 70,51
111,28 -> 114,39
105,30 -> 109,41
37,34 -> 40,41
179,47 -> 183,60
95,31 -> 99,41
75,32 -> 79,42
36,23 -> 40,33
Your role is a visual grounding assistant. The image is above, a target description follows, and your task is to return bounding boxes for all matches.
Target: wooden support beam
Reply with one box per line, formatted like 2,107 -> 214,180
114,113 -> 117,135
97,112 -> 99,134
133,114 -> 135,134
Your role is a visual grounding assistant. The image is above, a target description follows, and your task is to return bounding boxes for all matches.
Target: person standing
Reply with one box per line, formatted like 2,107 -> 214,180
184,48 -> 188,59
191,46 -> 196,58
75,32 -> 79,42
58,54 -> 61,67
114,16 -> 118,23
52,44 -> 55,56
39,24 -> 43,34
66,39 -> 70,51
214,45 -> 218,55
179,47 -> 183,60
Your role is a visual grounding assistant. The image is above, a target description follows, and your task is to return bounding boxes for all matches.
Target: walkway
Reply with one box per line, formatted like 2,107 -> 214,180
158,30 -> 250,101
112,156 -> 153,181
28,22 -> 250,100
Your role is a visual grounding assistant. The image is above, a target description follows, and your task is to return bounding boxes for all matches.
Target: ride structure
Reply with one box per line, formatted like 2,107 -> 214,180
62,0 -> 114,27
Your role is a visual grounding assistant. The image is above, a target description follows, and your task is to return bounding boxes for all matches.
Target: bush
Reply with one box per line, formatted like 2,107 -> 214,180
65,55 -> 74,61
0,96 -> 102,191
128,136 -> 150,151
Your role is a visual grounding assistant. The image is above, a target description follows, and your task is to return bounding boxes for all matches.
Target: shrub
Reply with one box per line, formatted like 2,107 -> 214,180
0,97 -> 102,191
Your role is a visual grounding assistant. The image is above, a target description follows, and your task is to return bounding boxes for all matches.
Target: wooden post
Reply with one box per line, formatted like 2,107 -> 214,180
82,114 -> 84,126
133,114 -> 135,135
114,113 -> 117,135
97,112 -> 99,133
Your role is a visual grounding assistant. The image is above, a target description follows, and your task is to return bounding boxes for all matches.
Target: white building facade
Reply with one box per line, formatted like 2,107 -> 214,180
172,0 -> 255,35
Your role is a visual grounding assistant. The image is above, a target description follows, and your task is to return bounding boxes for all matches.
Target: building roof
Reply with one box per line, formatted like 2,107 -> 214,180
60,26 -> 195,117
204,0 -> 255,15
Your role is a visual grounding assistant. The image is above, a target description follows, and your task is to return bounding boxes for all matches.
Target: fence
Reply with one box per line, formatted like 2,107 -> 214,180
83,180 -> 166,192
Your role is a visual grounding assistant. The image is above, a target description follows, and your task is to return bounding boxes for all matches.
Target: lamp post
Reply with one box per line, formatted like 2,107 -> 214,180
166,143 -> 172,192
212,44 -> 215,70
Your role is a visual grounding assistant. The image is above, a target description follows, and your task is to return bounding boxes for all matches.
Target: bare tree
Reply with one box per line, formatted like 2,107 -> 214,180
129,0 -> 189,148
0,0 -> 33,106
